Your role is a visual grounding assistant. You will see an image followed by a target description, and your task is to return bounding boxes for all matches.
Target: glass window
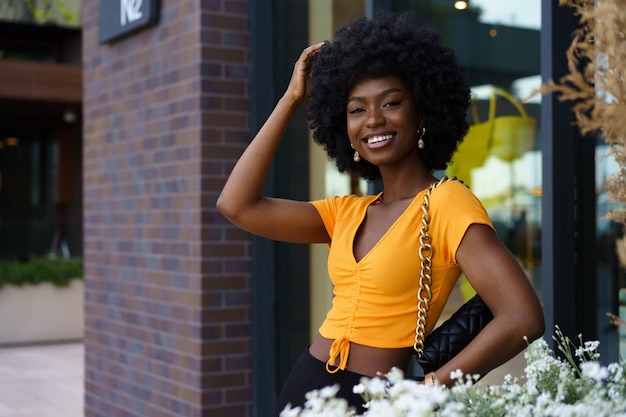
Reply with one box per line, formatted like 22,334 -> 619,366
596,143 -> 626,362
0,116 -> 82,261
0,41 -> 57,62
0,133 -> 54,259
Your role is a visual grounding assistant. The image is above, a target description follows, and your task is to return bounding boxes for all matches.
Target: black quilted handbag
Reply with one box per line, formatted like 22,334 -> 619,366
415,294 -> 493,374
407,177 -> 493,379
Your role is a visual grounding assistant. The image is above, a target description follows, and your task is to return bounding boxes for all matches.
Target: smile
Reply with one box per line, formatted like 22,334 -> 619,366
365,134 -> 393,144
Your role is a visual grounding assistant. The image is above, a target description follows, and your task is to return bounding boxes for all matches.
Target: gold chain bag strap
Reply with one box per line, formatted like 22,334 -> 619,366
407,176 -> 494,380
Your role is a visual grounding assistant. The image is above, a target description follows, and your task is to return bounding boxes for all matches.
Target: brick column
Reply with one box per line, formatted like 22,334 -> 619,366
82,1 -> 252,416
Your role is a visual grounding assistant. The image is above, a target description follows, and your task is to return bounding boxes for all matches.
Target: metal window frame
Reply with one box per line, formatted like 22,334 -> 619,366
250,2 -> 277,416
541,0 -> 597,347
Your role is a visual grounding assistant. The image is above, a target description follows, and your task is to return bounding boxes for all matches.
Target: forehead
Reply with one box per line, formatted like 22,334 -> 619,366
347,74 -> 410,98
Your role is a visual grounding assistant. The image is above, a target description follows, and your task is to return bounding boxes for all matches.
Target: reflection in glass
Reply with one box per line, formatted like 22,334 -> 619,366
596,145 -> 626,362
448,86 -> 540,280
470,0 -> 540,29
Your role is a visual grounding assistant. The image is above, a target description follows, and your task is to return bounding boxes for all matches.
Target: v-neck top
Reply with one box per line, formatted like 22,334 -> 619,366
309,180 -> 494,373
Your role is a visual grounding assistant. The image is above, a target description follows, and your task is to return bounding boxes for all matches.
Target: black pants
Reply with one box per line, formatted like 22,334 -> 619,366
274,348 -> 367,416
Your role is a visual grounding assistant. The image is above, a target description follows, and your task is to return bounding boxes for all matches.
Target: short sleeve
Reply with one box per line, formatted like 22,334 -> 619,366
428,180 -> 495,265
310,196 -> 340,239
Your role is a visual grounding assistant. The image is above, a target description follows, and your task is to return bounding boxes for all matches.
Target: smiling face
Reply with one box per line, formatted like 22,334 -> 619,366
346,74 -> 423,170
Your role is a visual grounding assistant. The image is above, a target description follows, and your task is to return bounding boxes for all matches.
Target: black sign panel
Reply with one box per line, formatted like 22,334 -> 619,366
98,0 -> 159,43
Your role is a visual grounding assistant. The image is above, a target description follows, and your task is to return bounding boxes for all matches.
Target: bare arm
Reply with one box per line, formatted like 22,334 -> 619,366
432,224 -> 545,386
217,43 -> 330,244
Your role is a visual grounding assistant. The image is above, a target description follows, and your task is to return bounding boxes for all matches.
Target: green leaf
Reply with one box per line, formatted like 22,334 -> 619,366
0,257 -> 83,289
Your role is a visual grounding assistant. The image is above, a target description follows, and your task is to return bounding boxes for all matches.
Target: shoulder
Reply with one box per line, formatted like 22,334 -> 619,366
426,178 -> 495,258
310,193 -> 380,215
436,177 -> 472,195
432,178 -> 482,206
429,178 -> 492,224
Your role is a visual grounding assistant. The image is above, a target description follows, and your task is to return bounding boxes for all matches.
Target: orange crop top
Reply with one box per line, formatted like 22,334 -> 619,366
309,180 -> 494,373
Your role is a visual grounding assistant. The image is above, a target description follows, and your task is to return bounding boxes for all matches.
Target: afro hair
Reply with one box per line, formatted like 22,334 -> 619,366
306,11 -> 471,181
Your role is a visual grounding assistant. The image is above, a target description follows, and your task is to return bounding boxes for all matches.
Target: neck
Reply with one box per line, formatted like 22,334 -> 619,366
378,168 -> 435,203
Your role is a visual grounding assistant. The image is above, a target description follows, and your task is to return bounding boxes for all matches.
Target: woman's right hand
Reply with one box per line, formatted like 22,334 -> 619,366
284,42 -> 325,105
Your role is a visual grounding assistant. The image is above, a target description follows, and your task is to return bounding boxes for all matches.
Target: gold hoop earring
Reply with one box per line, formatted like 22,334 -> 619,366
353,150 -> 361,163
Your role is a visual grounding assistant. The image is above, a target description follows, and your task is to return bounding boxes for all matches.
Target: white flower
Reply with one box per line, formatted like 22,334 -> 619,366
397,396 -> 432,414
279,404 -> 302,417
608,362 -> 625,383
450,369 -> 463,381
366,377 -> 387,396
320,384 -> 340,399
575,340 -> 600,358
385,366 -> 405,384
366,399 -> 400,416
303,395 -> 324,412
352,382 -> 366,395
440,401 -> 465,417
580,361 -> 609,382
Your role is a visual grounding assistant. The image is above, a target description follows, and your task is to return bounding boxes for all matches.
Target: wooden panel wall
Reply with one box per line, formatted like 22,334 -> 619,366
0,60 -> 81,102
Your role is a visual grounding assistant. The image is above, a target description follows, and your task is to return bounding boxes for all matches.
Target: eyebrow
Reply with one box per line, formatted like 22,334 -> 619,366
347,88 -> 403,104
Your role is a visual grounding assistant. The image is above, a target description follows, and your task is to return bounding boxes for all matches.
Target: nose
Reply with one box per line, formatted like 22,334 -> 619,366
365,107 -> 385,128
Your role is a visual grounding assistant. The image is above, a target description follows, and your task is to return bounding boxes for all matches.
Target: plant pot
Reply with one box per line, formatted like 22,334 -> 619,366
0,279 -> 83,345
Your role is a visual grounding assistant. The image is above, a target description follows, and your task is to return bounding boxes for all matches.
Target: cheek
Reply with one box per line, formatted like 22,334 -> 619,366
398,112 -> 419,132
346,118 -> 360,141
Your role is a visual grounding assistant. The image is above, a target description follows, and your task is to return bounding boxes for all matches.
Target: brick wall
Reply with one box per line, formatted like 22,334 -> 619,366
82,1 -> 252,416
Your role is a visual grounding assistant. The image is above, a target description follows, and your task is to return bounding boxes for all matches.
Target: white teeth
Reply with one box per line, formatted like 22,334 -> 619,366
366,134 -> 392,144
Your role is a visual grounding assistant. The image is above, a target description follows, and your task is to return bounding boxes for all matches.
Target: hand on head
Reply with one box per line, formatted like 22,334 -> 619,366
285,42 -> 325,105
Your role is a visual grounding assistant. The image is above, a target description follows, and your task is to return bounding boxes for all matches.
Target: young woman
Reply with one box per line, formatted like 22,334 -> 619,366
217,11 -> 544,416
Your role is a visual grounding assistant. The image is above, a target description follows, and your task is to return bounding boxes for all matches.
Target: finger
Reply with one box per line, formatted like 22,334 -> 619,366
300,42 -> 325,62
305,41 -> 325,53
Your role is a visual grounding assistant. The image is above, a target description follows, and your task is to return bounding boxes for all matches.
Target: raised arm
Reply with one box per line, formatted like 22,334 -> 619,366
432,224 -> 545,386
216,43 -> 330,244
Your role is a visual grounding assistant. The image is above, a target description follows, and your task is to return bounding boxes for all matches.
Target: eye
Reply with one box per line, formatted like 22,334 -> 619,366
347,107 -> 365,115
383,100 -> 401,108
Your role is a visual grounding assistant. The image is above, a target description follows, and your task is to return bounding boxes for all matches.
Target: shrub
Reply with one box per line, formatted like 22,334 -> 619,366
0,257 -> 83,288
